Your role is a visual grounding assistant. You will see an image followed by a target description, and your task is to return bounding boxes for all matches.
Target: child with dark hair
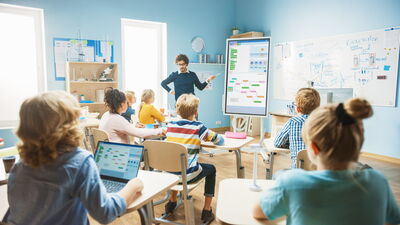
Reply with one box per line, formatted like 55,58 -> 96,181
100,88 -> 163,144
161,54 -> 216,101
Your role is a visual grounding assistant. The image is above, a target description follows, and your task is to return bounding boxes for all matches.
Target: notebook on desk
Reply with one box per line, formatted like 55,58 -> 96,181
94,141 -> 143,193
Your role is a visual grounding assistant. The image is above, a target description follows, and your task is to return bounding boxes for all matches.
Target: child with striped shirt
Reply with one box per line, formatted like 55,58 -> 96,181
274,88 -> 320,168
165,94 -> 224,223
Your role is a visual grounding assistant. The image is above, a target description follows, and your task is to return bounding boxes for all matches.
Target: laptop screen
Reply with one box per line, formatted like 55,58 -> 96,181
94,141 -> 143,181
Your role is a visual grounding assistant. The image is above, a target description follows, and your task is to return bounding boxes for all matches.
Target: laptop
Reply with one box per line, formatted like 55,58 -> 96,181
94,141 -> 143,193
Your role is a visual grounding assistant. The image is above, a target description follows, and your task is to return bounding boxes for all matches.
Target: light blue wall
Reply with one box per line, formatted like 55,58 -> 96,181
2,0 -> 234,128
235,0 -> 400,158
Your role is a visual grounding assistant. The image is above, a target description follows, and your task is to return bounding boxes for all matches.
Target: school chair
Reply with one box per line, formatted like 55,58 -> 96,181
262,126 -> 291,179
90,128 -> 109,153
143,140 -> 205,225
296,149 -> 316,170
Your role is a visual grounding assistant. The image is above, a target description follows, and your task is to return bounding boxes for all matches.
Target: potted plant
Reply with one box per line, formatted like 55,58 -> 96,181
231,27 -> 240,35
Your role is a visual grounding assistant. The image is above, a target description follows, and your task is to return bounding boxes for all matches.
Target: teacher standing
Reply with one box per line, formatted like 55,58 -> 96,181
161,54 -> 216,101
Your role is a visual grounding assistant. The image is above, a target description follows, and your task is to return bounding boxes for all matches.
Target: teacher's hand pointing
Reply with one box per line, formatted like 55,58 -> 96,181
207,75 -> 216,82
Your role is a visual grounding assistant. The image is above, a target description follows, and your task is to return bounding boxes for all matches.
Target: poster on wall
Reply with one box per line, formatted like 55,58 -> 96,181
53,38 -> 114,80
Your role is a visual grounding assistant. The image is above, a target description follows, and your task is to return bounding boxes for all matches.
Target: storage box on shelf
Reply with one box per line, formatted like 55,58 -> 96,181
66,62 -> 118,116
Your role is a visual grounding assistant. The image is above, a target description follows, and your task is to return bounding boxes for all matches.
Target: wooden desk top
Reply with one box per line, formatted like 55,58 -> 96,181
217,178 -> 285,225
0,170 -> 179,217
79,117 -> 100,128
263,139 -> 290,153
126,170 -> 179,212
201,135 -> 254,150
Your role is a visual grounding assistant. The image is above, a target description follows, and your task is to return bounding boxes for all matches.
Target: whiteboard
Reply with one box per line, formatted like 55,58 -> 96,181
273,27 -> 400,106
224,37 -> 271,116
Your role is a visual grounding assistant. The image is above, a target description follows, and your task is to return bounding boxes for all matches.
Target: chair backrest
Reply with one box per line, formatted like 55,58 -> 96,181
143,140 -> 188,172
296,149 -> 316,170
91,128 -> 109,151
231,116 -> 249,133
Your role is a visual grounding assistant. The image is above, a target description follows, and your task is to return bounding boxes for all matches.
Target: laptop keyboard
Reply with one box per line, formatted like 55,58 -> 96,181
102,180 -> 125,193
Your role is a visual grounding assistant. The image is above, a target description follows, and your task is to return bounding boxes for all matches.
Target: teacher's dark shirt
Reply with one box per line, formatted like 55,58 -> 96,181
161,71 -> 208,100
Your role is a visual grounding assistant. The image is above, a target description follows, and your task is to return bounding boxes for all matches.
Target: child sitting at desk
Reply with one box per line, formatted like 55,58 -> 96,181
138,89 -> 165,125
100,88 -> 163,144
274,88 -> 320,168
254,98 -> 400,225
6,91 -> 144,225
164,94 -> 224,223
121,90 -> 136,123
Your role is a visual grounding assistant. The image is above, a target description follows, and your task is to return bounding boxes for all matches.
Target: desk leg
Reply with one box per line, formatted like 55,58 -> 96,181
234,150 -> 245,178
145,202 -> 155,224
138,207 -> 149,225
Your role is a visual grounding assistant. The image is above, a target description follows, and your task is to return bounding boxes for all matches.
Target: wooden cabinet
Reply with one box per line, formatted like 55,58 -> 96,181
66,62 -> 118,115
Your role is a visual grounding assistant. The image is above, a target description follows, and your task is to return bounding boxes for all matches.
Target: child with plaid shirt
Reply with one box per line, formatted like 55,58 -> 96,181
274,88 -> 320,168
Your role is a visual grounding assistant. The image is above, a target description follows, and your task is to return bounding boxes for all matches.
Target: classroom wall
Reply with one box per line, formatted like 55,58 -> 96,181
2,0 -> 234,128
235,0 -> 400,158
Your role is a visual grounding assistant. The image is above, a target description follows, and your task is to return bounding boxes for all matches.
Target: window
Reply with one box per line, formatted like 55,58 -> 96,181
0,4 -> 46,127
121,18 -> 167,109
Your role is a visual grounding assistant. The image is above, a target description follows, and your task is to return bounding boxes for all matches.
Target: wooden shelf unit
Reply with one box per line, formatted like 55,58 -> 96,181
66,62 -> 119,116
230,31 -> 264,39
191,63 -> 225,66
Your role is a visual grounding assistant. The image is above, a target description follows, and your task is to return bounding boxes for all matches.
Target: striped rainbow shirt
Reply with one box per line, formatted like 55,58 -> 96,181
166,119 -> 224,180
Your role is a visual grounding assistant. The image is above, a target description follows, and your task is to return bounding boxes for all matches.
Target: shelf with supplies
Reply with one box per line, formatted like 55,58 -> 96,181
69,81 -> 118,84
230,31 -> 264,39
191,63 -> 225,66
66,62 -> 119,116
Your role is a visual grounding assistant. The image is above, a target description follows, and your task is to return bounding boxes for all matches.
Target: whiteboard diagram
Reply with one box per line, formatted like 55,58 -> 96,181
273,27 -> 400,106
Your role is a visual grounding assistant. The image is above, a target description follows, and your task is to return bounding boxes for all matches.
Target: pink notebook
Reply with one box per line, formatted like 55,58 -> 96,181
225,131 -> 247,139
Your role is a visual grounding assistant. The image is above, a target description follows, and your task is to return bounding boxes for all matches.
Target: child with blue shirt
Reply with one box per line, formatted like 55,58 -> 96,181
6,91 -> 144,225
254,98 -> 400,225
274,88 -> 320,168
121,90 -> 136,122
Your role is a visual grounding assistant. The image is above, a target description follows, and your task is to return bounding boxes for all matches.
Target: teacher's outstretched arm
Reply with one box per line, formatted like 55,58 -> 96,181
194,72 -> 208,90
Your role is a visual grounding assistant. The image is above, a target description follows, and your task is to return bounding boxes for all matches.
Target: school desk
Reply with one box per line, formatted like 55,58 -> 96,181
127,170 -> 179,225
216,178 -> 285,225
201,135 -> 254,178
0,170 -> 179,225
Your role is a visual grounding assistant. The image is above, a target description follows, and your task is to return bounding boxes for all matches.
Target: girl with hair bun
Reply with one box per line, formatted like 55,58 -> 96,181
253,98 -> 400,225
100,88 -> 163,144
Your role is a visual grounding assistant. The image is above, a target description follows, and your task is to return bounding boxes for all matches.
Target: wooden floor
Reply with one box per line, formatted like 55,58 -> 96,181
89,138 -> 400,225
